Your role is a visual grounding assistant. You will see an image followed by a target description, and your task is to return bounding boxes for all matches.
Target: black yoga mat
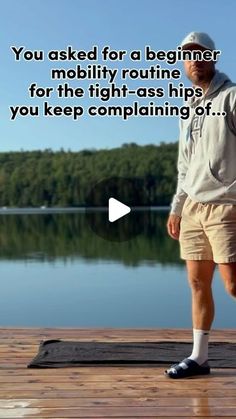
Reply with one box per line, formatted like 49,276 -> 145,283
27,339 -> 236,368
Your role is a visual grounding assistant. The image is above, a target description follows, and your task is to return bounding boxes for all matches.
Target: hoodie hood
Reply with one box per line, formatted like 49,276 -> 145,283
187,69 -> 231,108
184,70 -> 231,141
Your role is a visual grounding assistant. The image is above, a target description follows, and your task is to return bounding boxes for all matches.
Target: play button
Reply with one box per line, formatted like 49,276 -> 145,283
85,176 -> 150,242
108,198 -> 131,222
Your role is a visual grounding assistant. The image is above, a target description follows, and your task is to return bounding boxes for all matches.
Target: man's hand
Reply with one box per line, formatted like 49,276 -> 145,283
166,214 -> 181,240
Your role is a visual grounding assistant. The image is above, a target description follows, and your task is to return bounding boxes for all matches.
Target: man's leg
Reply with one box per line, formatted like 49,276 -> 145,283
185,259 -> 215,366
218,262 -> 236,298
187,259 -> 216,330
165,259 -> 215,378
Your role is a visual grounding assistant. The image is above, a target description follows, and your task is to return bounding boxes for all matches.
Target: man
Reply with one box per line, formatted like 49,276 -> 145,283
166,32 -> 236,378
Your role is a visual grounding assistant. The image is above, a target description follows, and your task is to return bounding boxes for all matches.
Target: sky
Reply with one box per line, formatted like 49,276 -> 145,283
1,0 -> 236,152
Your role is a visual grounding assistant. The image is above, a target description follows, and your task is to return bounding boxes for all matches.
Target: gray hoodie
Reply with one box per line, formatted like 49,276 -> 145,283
170,69 -> 236,216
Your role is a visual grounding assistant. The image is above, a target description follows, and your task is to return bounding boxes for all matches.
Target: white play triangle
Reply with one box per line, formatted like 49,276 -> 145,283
108,198 -> 131,222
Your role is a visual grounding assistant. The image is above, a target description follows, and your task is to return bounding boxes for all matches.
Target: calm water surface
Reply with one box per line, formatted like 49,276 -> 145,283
0,210 -> 234,328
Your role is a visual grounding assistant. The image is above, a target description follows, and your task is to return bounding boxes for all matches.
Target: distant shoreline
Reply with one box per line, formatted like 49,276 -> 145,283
0,206 -> 170,215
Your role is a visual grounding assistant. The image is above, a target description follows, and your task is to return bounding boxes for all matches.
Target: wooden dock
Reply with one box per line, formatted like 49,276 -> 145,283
0,328 -> 236,418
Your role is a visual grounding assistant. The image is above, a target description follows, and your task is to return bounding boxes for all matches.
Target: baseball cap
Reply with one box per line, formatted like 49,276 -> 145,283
180,32 -> 216,50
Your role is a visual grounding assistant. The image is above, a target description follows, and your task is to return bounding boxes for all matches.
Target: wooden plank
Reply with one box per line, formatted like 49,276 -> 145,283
0,328 -> 235,339
0,367 -> 236,377
1,373 -> 236,383
0,416 -> 224,419
0,417 -> 229,419
0,397 -> 234,408
0,406 -> 236,417
1,380 -> 236,391
1,388 -> 236,398
0,417 -> 230,419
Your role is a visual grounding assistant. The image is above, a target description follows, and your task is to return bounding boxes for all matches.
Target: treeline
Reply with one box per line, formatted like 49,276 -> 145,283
0,142 -> 178,207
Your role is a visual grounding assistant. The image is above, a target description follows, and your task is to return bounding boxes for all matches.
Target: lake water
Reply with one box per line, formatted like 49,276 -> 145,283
0,210 -> 235,328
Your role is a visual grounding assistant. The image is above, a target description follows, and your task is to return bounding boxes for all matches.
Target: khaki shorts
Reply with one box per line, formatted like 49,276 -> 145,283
179,196 -> 236,263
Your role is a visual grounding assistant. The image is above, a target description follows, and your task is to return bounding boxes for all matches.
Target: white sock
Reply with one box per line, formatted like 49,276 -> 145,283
178,328 -> 210,369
